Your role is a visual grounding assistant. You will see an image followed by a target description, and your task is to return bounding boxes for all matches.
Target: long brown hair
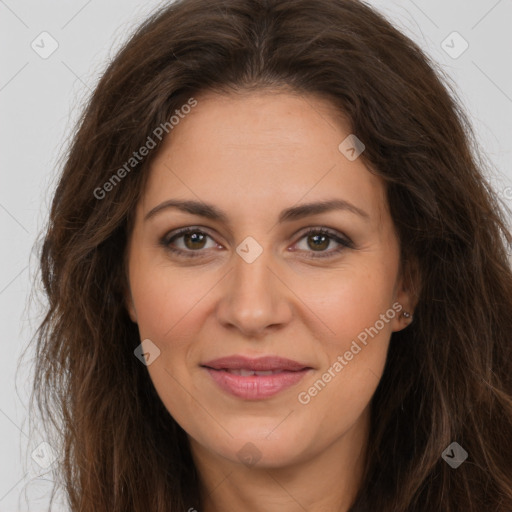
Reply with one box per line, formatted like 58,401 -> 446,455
29,0 -> 512,510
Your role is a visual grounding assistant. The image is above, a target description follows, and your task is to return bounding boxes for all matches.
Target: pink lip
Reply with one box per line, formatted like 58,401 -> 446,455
201,355 -> 312,400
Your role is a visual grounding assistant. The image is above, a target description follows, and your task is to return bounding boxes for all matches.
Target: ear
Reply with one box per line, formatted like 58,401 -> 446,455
121,248 -> 138,323
391,255 -> 421,332
124,285 -> 138,324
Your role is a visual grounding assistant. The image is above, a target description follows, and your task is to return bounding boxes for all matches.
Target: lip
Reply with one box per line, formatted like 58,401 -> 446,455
202,355 -> 310,371
201,355 -> 313,400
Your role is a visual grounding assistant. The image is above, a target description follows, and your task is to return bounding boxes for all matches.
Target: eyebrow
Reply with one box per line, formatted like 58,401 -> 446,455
144,198 -> 370,224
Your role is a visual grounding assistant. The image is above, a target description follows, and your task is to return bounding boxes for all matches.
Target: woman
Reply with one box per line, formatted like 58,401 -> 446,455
31,0 -> 512,510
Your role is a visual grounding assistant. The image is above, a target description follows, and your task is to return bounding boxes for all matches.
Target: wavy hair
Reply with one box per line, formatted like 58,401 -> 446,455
29,0 -> 512,510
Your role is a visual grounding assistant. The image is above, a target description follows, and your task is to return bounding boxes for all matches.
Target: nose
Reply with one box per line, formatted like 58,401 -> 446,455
215,247 -> 293,339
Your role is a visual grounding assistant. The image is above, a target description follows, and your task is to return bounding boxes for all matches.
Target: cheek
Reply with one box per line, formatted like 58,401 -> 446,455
129,260 -> 210,341
291,261 -> 396,415
129,260 -> 214,383
296,259 -> 397,347
129,263 -> 210,433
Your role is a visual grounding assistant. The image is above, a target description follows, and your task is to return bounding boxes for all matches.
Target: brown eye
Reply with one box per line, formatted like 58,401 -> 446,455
306,232 -> 330,251
182,231 -> 208,250
293,228 -> 353,259
161,227 -> 218,258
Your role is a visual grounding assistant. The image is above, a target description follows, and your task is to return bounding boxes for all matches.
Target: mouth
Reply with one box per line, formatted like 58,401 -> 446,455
201,355 -> 311,372
200,355 -> 313,400
210,368 -> 293,376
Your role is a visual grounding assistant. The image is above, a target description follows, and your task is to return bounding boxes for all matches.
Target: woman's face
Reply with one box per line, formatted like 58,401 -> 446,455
126,90 -> 413,469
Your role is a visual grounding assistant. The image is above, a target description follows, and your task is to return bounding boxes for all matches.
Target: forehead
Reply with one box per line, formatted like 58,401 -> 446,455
137,90 -> 389,228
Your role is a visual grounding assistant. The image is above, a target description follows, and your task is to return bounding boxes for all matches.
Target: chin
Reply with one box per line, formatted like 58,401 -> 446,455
202,422 -> 313,468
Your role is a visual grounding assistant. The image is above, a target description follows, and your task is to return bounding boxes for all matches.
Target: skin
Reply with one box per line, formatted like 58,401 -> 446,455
125,89 -> 416,512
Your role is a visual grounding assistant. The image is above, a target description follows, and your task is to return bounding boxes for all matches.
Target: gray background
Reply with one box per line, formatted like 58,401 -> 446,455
1,0 -> 511,510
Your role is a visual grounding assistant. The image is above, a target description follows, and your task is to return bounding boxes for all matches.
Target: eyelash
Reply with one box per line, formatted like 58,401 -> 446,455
160,226 -> 354,260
